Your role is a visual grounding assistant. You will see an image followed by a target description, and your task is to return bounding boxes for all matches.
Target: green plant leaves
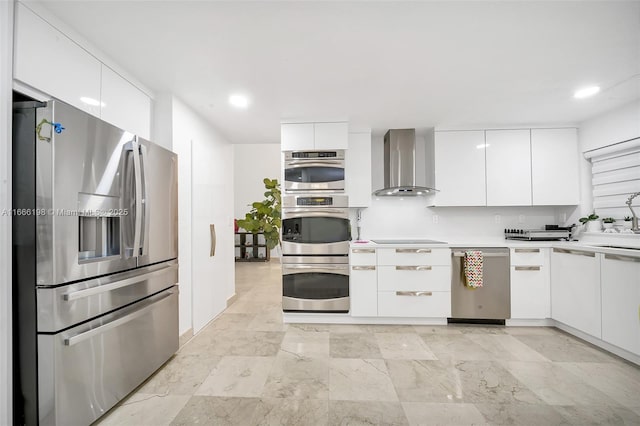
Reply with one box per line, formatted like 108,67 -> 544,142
238,178 -> 282,250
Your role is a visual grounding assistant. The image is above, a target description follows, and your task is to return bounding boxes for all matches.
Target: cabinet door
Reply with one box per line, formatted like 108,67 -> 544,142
434,131 -> 486,206
101,65 -> 151,139
281,123 -> 314,151
510,266 -> 550,319
550,249 -> 601,337
350,266 -> 378,317
485,129 -> 532,206
314,122 -> 348,150
531,128 -> 579,205
14,3 -> 102,117
601,254 -> 640,355
346,132 -> 372,207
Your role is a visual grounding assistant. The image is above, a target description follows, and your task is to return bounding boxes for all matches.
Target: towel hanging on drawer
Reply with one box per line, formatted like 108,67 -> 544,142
464,250 -> 483,288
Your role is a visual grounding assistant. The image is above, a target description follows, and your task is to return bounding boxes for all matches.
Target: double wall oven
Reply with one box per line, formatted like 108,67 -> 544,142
283,150 -> 345,192
281,193 -> 351,312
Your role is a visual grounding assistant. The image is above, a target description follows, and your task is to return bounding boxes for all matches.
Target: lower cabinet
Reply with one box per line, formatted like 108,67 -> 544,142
550,248 -> 602,338
601,254 -> 640,356
510,248 -> 550,319
350,265 -> 377,317
378,291 -> 451,317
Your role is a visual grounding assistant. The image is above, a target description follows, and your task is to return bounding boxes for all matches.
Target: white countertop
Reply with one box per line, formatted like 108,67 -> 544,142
351,238 -> 640,257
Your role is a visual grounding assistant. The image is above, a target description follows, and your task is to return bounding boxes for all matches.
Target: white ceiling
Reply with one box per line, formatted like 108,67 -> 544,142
34,1 -> 640,144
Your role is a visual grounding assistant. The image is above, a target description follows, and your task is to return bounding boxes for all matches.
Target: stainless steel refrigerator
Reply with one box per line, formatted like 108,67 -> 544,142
12,97 -> 179,425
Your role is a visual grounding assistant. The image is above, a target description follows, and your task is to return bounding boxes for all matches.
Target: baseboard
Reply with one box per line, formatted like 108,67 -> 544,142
226,293 -> 238,307
554,320 -> 640,366
178,328 -> 193,348
506,318 -> 555,327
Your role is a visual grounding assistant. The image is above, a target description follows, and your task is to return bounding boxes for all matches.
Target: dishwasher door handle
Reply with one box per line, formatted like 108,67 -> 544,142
452,251 -> 509,257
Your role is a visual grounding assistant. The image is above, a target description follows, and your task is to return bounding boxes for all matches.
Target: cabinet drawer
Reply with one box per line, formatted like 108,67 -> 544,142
350,248 -> 376,265
378,291 -> 451,318
510,247 -> 546,266
377,248 -> 450,266
510,266 -> 550,319
377,266 -> 450,292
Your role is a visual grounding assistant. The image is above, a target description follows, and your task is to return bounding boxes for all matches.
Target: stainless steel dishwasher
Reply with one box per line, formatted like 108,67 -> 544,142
450,248 -> 511,323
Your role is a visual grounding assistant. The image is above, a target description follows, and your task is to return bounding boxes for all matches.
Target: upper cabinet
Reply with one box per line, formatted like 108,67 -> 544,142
433,131 -> 486,206
14,3 -> 102,116
531,128 -> 579,205
14,4 -> 152,138
434,127 -> 579,206
485,129 -> 532,206
101,65 -> 151,139
346,131 -> 372,207
281,122 -> 348,151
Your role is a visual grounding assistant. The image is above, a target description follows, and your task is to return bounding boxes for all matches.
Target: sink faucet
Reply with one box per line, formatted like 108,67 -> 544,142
626,192 -> 640,232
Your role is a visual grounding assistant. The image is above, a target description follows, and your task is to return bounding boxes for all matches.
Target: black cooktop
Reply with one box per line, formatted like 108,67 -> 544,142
371,239 -> 448,244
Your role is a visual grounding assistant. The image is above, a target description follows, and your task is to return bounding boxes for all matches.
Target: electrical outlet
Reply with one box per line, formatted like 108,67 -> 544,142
432,215 -> 439,224
494,214 -> 501,224
518,215 -> 525,224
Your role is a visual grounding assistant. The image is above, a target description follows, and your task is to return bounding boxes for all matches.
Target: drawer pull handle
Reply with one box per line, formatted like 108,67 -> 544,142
514,266 -> 541,271
395,266 -> 432,271
514,248 -> 540,253
553,248 -> 595,257
396,248 -> 431,254
352,248 -> 375,254
352,266 -> 375,271
604,254 -> 640,263
396,291 -> 432,297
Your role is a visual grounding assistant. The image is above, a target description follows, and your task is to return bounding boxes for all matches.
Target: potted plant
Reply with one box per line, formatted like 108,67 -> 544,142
579,212 -> 601,232
602,217 -> 616,229
623,216 -> 633,229
236,178 -> 282,251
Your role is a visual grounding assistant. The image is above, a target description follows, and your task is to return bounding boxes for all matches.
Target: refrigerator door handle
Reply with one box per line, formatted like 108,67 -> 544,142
139,140 -> 150,256
62,264 -> 177,301
63,290 -> 175,346
132,139 -> 143,257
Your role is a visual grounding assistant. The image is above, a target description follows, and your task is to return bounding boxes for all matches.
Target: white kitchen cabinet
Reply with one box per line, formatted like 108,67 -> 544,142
485,129 -> 532,206
601,253 -> 640,355
100,65 -> 151,139
377,248 -> 451,266
281,122 -> 347,151
510,248 -> 550,319
551,248 -> 602,338
345,131 -> 372,207
314,122 -> 348,150
350,247 -> 377,317
531,128 -> 579,205
378,291 -> 451,318
281,123 -> 314,150
14,3 -> 102,117
434,131 -> 486,206
378,266 -> 450,292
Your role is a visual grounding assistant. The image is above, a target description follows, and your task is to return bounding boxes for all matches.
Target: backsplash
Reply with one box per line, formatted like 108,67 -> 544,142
350,196 -> 578,241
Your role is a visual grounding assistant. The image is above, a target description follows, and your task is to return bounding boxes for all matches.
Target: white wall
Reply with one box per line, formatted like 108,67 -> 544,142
172,97 -> 235,334
580,100 -> 640,153
233,143 -> 281,219
0,2 -> 13,423
575,100 -> 640,222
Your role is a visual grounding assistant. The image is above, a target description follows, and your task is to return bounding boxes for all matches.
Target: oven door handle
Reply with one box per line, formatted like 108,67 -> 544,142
283,210 -> 348,219
286,161 -> 343,167
282,265 -> 349,276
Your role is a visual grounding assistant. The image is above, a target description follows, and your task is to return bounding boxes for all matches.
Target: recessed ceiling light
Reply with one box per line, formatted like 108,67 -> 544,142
80,97 -> 105,107
229,94 -> 250,108
573,86 -> 600,99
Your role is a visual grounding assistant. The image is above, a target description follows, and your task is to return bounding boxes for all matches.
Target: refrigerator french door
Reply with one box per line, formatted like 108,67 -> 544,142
13,97 -> 178,426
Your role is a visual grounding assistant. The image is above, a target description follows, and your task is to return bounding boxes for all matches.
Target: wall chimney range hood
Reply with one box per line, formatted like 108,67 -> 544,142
373,128 -> 438,196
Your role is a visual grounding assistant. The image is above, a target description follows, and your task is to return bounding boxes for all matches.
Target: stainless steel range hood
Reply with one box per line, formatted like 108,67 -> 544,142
373,128 -> 438,196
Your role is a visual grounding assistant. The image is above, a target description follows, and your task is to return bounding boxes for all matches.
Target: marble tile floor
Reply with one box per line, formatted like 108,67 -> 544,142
96,261 -> 640,426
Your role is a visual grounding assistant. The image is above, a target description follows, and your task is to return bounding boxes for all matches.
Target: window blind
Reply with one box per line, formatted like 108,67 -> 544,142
585,138 -> 640,220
